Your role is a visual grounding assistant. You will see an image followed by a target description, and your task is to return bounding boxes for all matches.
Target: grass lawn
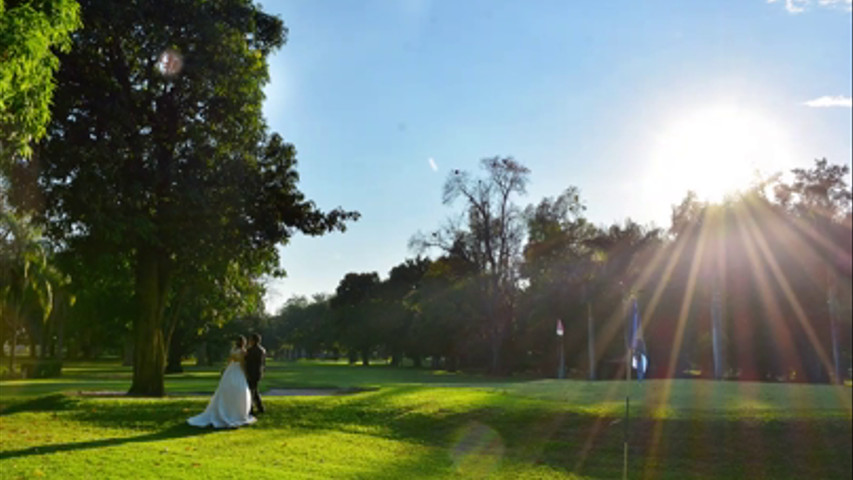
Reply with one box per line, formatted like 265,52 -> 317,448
1,361 -> 851,479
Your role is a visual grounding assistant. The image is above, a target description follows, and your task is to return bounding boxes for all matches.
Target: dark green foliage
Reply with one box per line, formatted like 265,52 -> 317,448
19,358 -> 61,378
14,0 -> 358,395
265,159 -> 851,384
331,272 -> 382,365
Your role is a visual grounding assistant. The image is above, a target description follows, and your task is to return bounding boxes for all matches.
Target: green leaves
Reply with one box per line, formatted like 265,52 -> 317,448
18,0 -> 358,393
0,210 -> 64,352
0,0 -> 81,163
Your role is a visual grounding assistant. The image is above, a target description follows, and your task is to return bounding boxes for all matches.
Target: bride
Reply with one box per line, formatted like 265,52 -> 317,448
187,336 -> 257,428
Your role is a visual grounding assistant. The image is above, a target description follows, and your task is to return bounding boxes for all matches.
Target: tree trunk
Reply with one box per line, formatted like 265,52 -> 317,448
9,317 -> 18,376
55,310 -> 64,360
587,301 -> 596,381
122,336 -> 134,366
490,332 -> 501,374
128,248 -> 170,396
40,315 -> 51,360
361,348 -> 370,366
165,327 -> 184,374
195,341 -> 209,366
488,286 -> 505,374
447,355 -> 458,372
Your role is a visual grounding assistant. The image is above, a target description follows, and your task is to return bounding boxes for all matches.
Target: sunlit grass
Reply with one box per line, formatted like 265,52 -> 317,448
1,361 -> 851,479
500,379 -> 851,420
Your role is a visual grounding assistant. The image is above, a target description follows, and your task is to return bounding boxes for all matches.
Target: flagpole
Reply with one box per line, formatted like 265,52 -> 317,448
623,350 -> 630,480
622,286 -> 630,480
583,283 -> 595,381
827,268 -> 841,384
588,301 -> 595,381
711,283 -> 722,380
556,319 -> 565,379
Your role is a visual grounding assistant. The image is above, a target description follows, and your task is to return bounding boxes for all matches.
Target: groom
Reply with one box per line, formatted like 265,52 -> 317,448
246,333 -> 266,415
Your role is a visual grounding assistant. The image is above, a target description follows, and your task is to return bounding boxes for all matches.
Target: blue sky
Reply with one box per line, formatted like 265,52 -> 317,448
258,0 -> 852,314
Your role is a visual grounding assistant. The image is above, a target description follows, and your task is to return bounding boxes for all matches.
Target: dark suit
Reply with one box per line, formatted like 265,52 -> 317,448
245,343 -> 266,414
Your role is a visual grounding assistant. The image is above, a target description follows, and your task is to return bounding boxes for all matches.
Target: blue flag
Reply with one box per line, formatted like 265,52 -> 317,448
629,297 -> 647,380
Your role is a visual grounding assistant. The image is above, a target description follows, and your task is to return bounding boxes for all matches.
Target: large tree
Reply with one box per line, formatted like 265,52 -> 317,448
331,272 -> 381,365
412,156 -> 529,372
380,257 -> 431,366
774,159 -> 852,382
518,187 -> 600,375
271,294 -> 336,360
19,0 -> 358,395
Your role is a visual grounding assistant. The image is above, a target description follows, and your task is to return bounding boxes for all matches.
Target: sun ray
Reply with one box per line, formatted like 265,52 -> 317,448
573,231 -> 683,473
643,215 -> 712,478
732,205 -> 806,380
740,202 -> 848,406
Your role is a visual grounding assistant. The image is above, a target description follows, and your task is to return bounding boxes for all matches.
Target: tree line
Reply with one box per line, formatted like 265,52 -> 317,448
270,157 -> 852,383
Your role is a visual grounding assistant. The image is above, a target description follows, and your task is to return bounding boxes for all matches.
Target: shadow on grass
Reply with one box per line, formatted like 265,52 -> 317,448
0,422 -> 218,461
2,387 -> 851,479
244,387 -> 853,479
0,393 -> 79,415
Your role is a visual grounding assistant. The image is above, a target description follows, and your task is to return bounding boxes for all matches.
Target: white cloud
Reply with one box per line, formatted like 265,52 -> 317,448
787,0 -> 807,13
818,0 -> 852,9
803,95 -> 853,107
428,157 -> 438,171
767,0 -> 852,13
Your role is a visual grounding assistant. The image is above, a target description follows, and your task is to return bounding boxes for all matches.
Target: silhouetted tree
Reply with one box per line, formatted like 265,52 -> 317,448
411,157 -> 530,373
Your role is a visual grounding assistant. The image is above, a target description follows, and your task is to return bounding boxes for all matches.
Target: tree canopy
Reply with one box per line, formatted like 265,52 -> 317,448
13,0 -> 358,394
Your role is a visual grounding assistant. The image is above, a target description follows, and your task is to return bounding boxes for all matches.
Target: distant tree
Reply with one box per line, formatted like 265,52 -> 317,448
270,294 -> 335,360
518,187 -> 598,374
20,0 -> 358,395
773,159 -> 852,383
585,219 -> 662,378
379,257 -> 431,366
669,190 -> 705,238
0,211 -> 66,373
412,157 -> 530,373
49,249 -> 133,360
409,268 -> 481,370
331,272 -> 381,365
775,158 -> 852,222
654,171 -> 852,384
165,263 -> 265,373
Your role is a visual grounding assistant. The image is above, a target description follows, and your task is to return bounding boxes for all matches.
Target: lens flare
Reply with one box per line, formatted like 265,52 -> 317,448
450,421 -> 505,478
157,49 -> 183,77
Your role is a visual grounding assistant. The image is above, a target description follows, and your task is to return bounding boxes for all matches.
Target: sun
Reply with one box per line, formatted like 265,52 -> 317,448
647,105 -> 792,204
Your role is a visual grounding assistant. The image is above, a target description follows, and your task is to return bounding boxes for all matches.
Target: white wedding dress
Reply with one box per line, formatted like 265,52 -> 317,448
187,348 -> 257,428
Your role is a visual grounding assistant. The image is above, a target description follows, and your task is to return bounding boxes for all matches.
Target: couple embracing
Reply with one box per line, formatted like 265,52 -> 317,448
187,333 -> 266,428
